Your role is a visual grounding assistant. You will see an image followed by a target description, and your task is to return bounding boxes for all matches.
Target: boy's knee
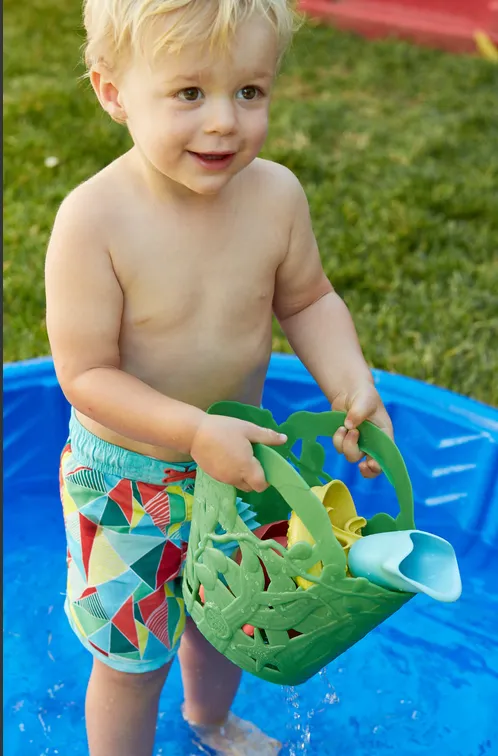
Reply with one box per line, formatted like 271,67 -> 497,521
93,658 -> 171,693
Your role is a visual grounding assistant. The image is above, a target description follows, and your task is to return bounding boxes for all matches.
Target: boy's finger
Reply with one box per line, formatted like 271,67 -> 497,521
247,424 -> 287,446
366,456 -> 382,474
342,429 -> 364,463
244,457 -> 269,493
332,426 -> 347,455
359,459 -> 380,478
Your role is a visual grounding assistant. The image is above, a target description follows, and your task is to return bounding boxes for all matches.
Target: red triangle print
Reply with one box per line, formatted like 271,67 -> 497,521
112,596 -> 139,649
136,482 -> 170,529
80,586 -> 97,599
156,541 -> 182,588
108,478 -> 134,524
138,586 -> 164,625
80,514 -> 98,580
146,600 -> 169,648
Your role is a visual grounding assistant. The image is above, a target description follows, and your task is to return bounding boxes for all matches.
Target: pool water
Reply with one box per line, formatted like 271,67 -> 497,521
4,355 -> 498,755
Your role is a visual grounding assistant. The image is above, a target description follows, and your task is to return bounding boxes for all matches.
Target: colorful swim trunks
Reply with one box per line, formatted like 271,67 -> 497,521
60,411 -> 258,674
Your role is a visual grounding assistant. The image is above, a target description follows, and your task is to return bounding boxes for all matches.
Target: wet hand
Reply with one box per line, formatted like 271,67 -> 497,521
190,414 -> 287,493
331,383 -> 393,478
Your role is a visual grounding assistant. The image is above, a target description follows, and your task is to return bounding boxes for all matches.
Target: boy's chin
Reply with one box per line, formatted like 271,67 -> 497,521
181,173 -> 236,197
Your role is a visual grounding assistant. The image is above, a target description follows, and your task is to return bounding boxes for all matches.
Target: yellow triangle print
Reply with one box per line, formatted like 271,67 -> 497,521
61,448 -> 72,470
184,492 -> 194,521
167,522 -> 181,539
87,528 -> 129,586
172,601 -> 186,648
69,602 -> 86,637
167,485 -> 184,497
62,485 -> 78,518
136,619 -> 149,656
164,582 -> 174,599
130,497 -> 145,530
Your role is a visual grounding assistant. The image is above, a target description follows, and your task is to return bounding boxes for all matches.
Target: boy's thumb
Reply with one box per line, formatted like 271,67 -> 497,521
344,393 -> 377,430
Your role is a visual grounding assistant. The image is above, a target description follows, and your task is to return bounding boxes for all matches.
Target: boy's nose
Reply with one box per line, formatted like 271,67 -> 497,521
203,98 -> 237,136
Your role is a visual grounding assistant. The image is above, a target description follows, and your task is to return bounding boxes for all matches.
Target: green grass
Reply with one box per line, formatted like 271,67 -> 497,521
4,1 -> 498,405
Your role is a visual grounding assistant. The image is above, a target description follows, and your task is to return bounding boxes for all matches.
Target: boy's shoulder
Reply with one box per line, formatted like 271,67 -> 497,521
243,160 -> 310,233
250,157 -> 303,198
55,155 -> 128,229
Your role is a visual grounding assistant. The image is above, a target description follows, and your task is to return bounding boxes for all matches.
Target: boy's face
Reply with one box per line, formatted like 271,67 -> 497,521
115,14 -> 278,196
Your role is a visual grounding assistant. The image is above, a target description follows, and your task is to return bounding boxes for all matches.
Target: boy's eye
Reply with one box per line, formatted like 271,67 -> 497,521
177,87 -> 203,102
236,86 -> 262,101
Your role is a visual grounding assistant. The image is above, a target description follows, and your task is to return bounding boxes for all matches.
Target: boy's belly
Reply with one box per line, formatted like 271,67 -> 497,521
76,328 -> 273,463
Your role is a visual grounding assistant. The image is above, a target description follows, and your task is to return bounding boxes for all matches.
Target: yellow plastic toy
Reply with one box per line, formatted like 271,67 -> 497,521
288,480 -> 366,588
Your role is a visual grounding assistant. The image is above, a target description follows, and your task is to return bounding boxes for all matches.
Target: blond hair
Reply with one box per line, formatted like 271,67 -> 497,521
83,0 -> 299,73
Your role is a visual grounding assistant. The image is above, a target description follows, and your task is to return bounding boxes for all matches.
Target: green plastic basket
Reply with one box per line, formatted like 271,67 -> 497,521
183,402 -> 416,686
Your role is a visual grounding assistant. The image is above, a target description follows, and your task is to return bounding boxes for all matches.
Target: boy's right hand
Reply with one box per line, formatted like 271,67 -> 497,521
190,415 -> 288,493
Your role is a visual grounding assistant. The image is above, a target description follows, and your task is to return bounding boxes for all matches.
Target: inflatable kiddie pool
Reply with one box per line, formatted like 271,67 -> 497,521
4,354 -> 498,755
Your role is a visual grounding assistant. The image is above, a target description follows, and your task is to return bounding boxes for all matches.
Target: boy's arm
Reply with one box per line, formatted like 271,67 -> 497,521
45,189 -> 286,490
45,191 -> 204,453
273,173 -> 392,477
273,174 -> 373,401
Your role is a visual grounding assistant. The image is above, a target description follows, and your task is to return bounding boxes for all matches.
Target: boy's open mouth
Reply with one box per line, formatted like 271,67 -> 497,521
188,151 -> 236,170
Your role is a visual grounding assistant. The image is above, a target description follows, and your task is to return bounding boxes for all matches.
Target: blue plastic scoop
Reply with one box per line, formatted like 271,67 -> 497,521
348,530 -> 462,602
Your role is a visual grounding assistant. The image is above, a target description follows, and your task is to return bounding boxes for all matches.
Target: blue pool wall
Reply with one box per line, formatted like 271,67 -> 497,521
4,354 -> 498,756
4,353 -> 498,550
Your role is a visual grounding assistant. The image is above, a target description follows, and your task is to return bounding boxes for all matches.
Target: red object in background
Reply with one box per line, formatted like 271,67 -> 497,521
298,0 -> 498,53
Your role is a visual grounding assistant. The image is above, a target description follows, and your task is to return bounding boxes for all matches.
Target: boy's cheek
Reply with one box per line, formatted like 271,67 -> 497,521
248,115 -> 270,152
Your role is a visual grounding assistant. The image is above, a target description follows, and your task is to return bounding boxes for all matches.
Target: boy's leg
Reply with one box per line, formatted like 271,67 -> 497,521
179,618 -> 281,754
85,658 -> 172,756
179,617 -> 242,725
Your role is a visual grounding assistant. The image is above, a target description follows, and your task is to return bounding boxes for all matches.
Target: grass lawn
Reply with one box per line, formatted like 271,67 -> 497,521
4,1 -> 498,405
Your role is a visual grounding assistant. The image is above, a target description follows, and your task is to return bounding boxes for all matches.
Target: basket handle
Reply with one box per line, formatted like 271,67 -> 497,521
279,410 -> 415,532
344,411 -> 415,530
207,403 -> 415,533
250,412 -> 414,571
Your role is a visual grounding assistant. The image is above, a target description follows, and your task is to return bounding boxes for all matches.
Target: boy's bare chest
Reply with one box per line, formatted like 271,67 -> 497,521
111,211 -> 287,332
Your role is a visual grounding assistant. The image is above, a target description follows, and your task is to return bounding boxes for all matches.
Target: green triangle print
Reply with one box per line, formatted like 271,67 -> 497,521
72,602 -> 109,636
133,581 -> 154,604
66,479 -> 103,510
100,497 -> 130,528
130,543 -> 164,589
116,650 -> 141,661
132,481 -> 143,507
134,603 -> 144,624
67,467 -> 107,494
110,624 -> 139,655
104,530 -> 165,566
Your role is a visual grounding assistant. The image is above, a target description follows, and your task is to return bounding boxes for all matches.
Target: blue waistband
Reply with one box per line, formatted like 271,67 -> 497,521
69,409 -> 197,485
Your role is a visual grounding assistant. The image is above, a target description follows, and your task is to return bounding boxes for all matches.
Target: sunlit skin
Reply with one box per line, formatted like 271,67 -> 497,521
45,10 -> 393,756
47,14 -> 391,475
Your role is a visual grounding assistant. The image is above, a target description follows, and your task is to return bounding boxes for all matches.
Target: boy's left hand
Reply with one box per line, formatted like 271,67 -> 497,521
332,382 -> 393,479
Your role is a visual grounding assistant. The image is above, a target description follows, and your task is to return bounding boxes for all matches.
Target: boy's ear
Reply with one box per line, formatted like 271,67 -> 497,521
90,67 -> 127,124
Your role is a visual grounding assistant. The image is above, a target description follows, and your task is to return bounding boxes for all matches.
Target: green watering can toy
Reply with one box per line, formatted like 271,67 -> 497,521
183,402 -> 461,686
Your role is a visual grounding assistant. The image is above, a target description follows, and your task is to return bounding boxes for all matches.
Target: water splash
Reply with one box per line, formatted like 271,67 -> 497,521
285,668 -> 341,754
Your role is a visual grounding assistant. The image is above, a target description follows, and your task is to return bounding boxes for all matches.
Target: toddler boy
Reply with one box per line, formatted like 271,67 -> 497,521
45,1 -> 393,754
